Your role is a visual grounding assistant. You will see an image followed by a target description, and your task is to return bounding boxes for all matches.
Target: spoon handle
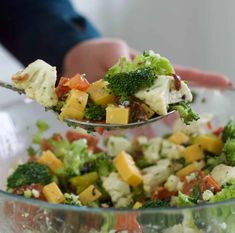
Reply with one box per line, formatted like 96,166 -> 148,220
0,81 -> 25,94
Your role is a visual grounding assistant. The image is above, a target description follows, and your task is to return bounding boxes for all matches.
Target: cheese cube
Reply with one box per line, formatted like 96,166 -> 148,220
79,185 -> 102,205
37,150 -> 64,173
197,135 -> 223,154
43,182 -> 65,204
106,106 -> 130,125
168,132 -> 189,145
114,151 -> 143,187
182,144 -> 204,163
87,80 -> 115,106
60,89 -> 88,120
133,202 -> 142,209
140,103 -> 155,118
176,163 -> 198,177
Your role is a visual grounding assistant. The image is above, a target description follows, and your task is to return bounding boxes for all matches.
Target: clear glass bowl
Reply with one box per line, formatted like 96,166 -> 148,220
0,88 -> 234,233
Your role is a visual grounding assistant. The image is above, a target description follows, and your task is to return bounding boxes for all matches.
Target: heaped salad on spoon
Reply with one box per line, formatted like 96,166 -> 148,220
6,118 -> 235,210
12,50 -> 198,127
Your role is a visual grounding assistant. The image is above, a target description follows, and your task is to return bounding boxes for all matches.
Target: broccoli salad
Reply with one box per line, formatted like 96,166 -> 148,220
6,118 -> 235,212
12,51 -> 198,126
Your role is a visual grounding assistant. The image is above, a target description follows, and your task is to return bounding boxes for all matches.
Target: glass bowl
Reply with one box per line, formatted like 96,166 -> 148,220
0,88 -> 234,233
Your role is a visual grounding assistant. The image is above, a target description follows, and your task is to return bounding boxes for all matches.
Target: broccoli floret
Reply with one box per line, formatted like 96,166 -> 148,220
7,162 -> 52,189
105,67 -> 157,99
95,153 -> 114,177
64,193 -> 82,206
223,139 -> 235,166
62,139 -> 93,177
141,199 -> 171,209
210,187 -> 235,202
205,154 -> 226,171
84,104 -> 106,121
222,120 -> 235,142
171,102 -> 199,125
178,191 -> 196,206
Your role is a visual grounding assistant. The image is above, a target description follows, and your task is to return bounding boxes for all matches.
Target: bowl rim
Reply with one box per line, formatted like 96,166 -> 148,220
1,189 -> 235,213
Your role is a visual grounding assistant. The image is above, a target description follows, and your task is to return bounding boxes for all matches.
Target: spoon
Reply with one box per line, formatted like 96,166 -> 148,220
0,80 -> 174,130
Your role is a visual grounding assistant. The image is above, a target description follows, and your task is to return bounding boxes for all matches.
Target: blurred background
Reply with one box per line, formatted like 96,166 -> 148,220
0,0 -> 235,82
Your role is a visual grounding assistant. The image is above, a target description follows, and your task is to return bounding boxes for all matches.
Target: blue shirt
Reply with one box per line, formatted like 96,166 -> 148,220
0,0 -> 100,74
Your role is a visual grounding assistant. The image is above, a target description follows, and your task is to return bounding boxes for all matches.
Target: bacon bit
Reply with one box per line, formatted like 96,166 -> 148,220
172,74 -> 181,91
28,156 -> 37,162
66,131 -> 99,152
204,175 -> 221,192
207,122 -> 213,131
13,183 -> 46,201
130,102 -> 148,122
152,187 -> 177,200
12,73 -> 29,82
41,139 -> 52,151
55,77 -> 71,99
52,133 -> 63,141
213,126 -> 224,137
95,127 -> 105,135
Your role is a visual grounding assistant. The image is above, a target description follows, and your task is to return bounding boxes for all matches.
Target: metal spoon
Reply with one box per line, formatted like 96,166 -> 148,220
0,80 -> 174,130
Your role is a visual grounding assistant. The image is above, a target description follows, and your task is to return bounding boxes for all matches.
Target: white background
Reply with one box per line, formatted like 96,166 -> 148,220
0,0 -> 235,83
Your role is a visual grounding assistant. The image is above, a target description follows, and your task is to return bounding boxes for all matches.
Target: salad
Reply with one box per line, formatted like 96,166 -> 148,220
12,51 -> 198,126
6,118 -> 235,211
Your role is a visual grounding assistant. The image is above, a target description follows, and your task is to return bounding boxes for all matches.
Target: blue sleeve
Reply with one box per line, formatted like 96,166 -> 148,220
0,0 -> 100,74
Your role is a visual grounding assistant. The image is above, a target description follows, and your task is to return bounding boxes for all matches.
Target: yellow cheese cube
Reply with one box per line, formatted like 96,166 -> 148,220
106,106 -> 130,125
43,182 -> 65,204
176,163 -> 198,177
168,132 -> 189,145
197,135 -> 223,154
79,185 -> 102,205
133,202 -> 142,209
140,103 -> 155,118
60,89 -> 88,120
37,150 -> 64,173
114,151 -> 143,187
182,144 -> 204,163
87,80 -> 115,107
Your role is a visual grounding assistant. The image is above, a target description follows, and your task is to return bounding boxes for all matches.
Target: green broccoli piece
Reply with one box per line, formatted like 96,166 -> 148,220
223,139 -> 235,166
171,102 -> 199,125
106,50 -> 174,79
141,199 -> 171,209
64,193 -> 82,206
222,120 -> 235,142
7,162 -> 52,189
84,104 -> 106,121
178,191 -> 196,206
62,139 -> 93,177
205,154 -> 226,171
105,67 -> 157,99
94,153 -> 114,177
32,120 -> 49,144
210,187 -> 235,203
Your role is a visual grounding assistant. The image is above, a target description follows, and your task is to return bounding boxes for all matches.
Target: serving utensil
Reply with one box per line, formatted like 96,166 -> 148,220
0,80 -> 174,130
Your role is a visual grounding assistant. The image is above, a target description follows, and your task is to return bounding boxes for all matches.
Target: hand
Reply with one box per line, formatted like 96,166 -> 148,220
63,38 -> 135,82
174,65 -> 232,88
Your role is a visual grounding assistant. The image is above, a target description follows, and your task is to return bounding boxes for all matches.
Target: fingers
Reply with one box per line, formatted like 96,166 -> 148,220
174,65 -> 233,88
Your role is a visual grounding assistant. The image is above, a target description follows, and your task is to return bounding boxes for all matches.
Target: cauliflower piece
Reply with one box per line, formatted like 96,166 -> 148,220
202,190 -> 214,201
142,137 -> 162,163
173,113 -> 214,135
161,139 -> 184,160
106,136 -> 132,157
211,164 -> 235,186
12,59 -> 58,107
102,172 -> 132,208
142,159 -> 172,195
135,75 -> 192,115
164,175 -> 182,192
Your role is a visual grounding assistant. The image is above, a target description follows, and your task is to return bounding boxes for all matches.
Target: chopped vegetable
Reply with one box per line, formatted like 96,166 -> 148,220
141,199 -> 171,209
223,139 -> 235,166
106,106 -> 130,125
7,162 -> 52,189
65,74 -> 89,91
84,104 -> 106,121
222,120 -> 235,142
78,185 -> 102,205
171,102 -> 199,125
42,182 -> 65,204
64,193 -> 82,206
